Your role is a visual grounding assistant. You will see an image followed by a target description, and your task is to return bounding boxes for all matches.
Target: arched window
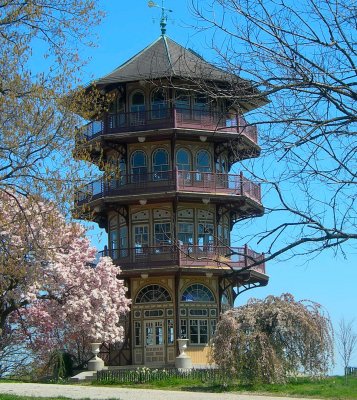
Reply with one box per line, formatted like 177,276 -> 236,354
131,91 -> 145,111
136,285 -> 172,303
181,284 -> 215,302
152,149 -> 169,180
131,150 -> 147,183
151,89 -> 167,119
130,91 -> 145,125
176,148 -> 191,171
196,150 -> 212,173
175,90 -> 190,120
176,148 -> 192,184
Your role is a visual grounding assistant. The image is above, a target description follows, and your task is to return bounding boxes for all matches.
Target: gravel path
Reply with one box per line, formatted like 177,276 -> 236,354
0,382 -> 319,400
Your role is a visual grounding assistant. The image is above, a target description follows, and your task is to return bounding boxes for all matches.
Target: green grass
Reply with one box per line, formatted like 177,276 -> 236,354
93,375 -> 357,398
0,396 -> 81,400
1,376 -> 357,399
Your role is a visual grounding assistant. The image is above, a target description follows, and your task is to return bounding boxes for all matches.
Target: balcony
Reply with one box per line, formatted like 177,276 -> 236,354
78,107 -> 258,144
76,170 -> 262,206
99,244 -> 266,275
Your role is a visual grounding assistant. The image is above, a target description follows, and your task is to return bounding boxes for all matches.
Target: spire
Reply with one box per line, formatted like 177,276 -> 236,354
148,0 -> 173,36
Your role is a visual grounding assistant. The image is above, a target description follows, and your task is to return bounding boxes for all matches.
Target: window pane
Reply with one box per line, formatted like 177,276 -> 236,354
199,320 -> 208,344
154,223 -> 171,246
135,322 -> 141,346
178,222 -> 193,245
190,320 -> 199,344
136,284 -> 172,303
194,94 -> 209,111
167,320 -> 174,345
151,89 -> 167,119
132,92 -> 145,106
180,319 -> 187,339
131,151 -> 147,182
155,325 -> 163,345
196,150 -> 211,172
176,90 -> 190,105
176,149 -> 191,171
146,326 -> 154,346
153,149 -> 169,180
131,92 -> 145,125
181,284 -> 215,302
198,223 -> 214,249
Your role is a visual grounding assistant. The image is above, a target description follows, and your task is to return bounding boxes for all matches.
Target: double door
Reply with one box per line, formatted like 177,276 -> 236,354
144,320 -> 165,365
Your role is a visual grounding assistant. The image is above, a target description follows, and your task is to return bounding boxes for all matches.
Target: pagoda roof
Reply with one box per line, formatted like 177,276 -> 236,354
93,35 -> 234,87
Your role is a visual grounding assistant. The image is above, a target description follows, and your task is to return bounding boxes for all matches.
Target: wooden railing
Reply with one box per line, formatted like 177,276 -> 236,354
99,244 -> 265,275
75,170 -> 261,205
78,107 -> 258,144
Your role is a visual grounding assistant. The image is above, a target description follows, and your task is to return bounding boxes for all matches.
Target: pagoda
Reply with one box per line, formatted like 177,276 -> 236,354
75,31 -> 268,367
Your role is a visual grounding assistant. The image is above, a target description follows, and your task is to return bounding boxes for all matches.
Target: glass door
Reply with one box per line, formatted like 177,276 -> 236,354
144,320 -> 165,365
133,225 -> 149,257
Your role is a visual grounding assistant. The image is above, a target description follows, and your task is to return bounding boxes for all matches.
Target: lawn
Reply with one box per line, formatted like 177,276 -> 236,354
0,396 -> 80,400
94,375 -> 357,399
0,376 -> 356,399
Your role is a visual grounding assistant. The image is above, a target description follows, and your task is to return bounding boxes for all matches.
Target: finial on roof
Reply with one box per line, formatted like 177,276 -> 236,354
148,0 -> 173,35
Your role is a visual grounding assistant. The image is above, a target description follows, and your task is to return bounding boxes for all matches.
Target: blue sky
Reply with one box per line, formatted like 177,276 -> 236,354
79,0 -> 356,374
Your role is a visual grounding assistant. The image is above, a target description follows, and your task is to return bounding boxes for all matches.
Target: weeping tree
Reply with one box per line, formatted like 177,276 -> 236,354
211,294 -> 334,383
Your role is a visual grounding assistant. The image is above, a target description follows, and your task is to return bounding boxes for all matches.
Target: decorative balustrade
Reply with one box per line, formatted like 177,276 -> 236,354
99,244 -> 265,275
78,107 -> 258,144
75,170 -> 261,205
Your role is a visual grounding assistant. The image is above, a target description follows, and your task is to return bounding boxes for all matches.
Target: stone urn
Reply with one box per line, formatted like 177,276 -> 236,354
87,342 -> 105,371
175,338 -> 192,369
177,338 -> 188,356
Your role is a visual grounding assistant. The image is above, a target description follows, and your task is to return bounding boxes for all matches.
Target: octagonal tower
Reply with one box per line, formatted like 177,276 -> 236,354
75,35 -> 268,367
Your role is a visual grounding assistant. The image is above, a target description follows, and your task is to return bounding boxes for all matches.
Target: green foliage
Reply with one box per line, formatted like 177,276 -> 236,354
95,375 -> 357,398
48,351 -> 73,380
1,375 -> 357,398
0,396 -> 88,400
211,294 -> 334,384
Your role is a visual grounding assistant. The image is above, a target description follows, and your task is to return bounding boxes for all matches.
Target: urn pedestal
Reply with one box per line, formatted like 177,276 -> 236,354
87,342 -> 105,371
175,338 -> 192,369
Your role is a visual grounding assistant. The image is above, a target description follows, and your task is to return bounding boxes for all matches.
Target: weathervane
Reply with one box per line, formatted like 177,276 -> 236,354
148,0 -> 173,35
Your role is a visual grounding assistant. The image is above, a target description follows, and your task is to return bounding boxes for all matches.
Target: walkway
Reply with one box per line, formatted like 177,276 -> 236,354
0,382 -> 318,400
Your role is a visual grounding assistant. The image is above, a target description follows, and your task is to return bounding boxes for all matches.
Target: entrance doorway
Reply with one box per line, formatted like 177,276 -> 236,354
144,320 -> 165,365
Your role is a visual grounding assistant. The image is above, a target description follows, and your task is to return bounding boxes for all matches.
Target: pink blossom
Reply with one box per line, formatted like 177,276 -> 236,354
0,191 -> 130,363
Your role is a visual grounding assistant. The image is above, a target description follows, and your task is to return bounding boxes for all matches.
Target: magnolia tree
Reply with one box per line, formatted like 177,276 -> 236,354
211,294 -> 334,383
0,191 -> 130,376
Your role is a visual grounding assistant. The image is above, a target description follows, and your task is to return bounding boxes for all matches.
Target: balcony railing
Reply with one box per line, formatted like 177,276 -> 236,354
99,244 -> 265,275
76,170 -> 261,205
79,107 -> 258,144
